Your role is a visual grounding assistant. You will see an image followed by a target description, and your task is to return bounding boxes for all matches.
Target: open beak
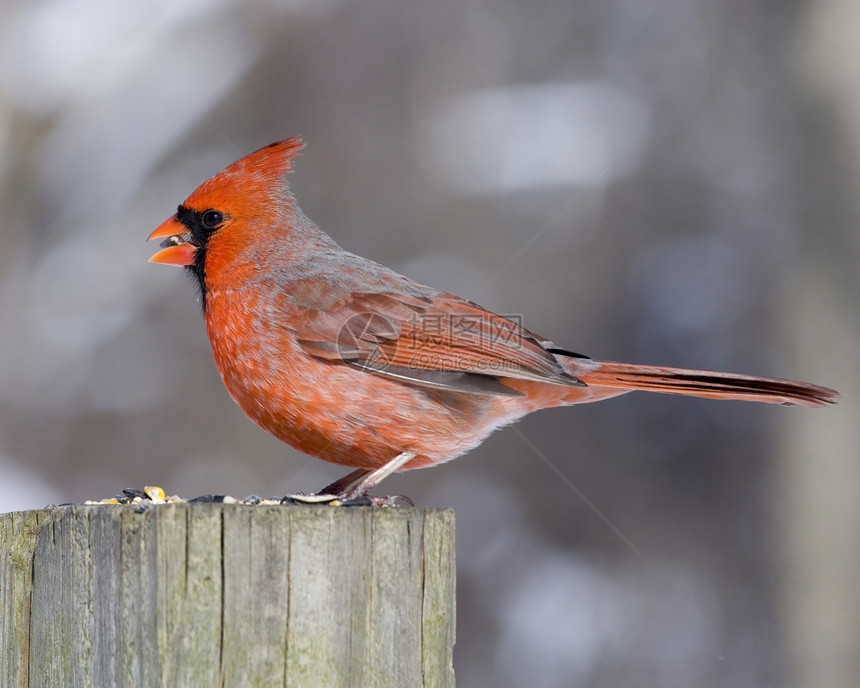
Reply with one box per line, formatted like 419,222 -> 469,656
147,216 -> 198,266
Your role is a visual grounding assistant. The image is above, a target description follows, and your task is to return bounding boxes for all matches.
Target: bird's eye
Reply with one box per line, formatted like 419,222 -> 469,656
201,210 -> 224,228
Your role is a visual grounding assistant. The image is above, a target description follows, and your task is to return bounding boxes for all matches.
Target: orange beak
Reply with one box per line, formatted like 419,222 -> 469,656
147,216 -> 198,266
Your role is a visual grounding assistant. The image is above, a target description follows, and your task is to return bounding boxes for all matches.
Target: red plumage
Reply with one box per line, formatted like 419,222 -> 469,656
148,139 -> 838,500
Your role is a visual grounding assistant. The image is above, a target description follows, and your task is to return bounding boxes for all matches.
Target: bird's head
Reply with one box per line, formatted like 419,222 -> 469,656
147,137 -> 307,298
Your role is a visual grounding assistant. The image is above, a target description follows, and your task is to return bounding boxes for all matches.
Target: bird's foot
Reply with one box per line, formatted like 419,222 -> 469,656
284,452 -> 417,506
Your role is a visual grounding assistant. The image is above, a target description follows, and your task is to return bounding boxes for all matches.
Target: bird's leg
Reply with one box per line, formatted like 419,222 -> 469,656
287,451 -> 417,505
286,468 -> 370,503
335,451 -> 416,501
319,468 -> 371,496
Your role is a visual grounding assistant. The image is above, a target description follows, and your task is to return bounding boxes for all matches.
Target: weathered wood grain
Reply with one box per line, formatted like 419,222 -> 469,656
0,504 -> 455,688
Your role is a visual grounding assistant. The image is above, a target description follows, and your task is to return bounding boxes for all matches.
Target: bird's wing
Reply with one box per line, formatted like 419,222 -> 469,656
291,290 -> 584,396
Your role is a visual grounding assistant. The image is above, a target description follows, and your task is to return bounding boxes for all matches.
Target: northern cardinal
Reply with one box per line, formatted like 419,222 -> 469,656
148,138 -> 838,502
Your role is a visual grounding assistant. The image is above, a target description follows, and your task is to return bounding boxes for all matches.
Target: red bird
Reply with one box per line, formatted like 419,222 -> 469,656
148,138 -> 838,502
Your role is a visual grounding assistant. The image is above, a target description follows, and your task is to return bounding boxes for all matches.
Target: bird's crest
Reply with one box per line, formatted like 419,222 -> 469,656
225,137 -> 306,179
185,137 -> 306,212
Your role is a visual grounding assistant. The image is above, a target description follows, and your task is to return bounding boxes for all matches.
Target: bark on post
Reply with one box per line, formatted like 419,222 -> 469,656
0,503 -> 456,688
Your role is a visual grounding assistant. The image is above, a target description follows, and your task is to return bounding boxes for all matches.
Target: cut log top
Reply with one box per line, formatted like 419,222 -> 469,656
0,503 -> 456,688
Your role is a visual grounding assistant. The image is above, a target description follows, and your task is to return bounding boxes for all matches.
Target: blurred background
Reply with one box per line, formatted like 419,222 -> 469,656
1,0 -> 857,686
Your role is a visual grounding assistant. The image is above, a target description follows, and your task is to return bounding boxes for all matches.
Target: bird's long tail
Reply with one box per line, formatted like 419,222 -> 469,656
574,361 -> 839,408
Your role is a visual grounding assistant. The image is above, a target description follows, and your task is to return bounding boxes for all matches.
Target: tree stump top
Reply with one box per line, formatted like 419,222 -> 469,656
0,503 -> 456,688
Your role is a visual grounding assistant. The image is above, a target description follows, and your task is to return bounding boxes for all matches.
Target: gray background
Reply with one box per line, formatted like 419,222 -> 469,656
1,1 -> 857,686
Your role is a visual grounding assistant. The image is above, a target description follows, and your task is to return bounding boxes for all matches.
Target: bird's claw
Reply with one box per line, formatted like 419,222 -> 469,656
364,493 -> 414,507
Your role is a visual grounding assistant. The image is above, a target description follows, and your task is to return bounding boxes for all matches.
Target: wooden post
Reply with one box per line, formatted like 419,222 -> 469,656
0,504 -> 455,688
